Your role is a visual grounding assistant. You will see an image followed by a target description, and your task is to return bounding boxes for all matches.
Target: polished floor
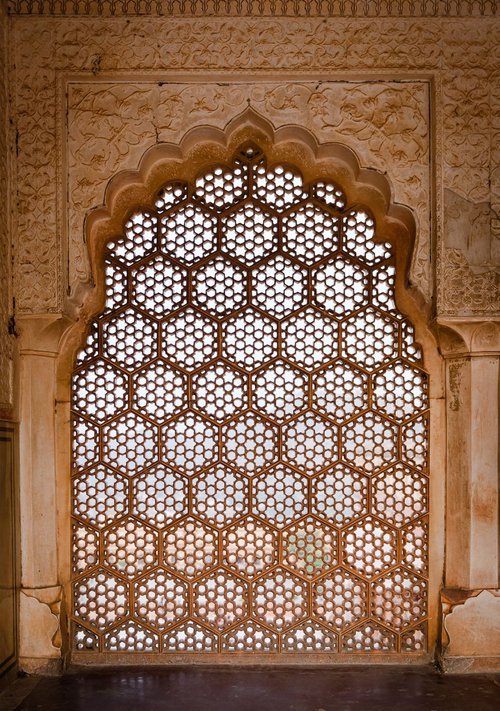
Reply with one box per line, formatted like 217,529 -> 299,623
1,667 -> 499,711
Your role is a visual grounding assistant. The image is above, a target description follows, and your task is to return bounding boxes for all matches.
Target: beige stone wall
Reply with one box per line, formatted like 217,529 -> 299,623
5,0 -> 500,672
0,4 -> 13,415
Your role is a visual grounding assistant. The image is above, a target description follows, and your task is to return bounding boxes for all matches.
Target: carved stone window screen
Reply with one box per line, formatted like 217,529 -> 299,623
70,143 -> 429,658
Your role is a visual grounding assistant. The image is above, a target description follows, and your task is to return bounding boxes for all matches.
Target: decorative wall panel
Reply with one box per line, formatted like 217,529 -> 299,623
70,146 -> 430,656
7,10 -> 500,320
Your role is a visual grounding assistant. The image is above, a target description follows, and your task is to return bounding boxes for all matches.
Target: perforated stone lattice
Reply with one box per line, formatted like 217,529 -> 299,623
71,146 -> 429,656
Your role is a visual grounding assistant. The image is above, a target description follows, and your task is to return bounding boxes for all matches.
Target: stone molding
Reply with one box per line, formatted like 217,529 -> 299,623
7,0 -> 499,17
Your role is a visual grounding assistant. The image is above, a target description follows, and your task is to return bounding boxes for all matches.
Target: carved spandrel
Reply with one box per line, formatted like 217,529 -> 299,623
67,80 -> 431,301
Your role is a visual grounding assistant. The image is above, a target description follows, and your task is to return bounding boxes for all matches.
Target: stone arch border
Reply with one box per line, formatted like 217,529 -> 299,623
53,109 -> 445,666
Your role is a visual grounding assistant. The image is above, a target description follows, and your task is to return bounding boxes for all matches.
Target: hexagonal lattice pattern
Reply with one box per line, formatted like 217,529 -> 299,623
402,519 -> 429,575
222,516 -> 277,579
160,204 -> 217,264
102,307 -> 158,371
108,211 -> 157,266
342,516 -> 398,578
343,209 -> 391,266
372,361 -> 428,421
312,360 -> 368,422
131,255 -> 187,317
73,569 -> 129,631
134,569 -> 189,630
194,161 -> 248,211
282,516 -> 338,578
192,464 -> 249,527
402,415 -> 429,471
282,621 -> 338,653
252,162 -> 308,211
155,181 -> 187,213
312,180 -> 345,210
132,361 -> 187,423
192,256 -> 247,318
312,568 -> 368,630
282,307 -> 338,369
72,522 -> 99,575
161,413 -> 218,475
131,464 -> 188,528
192,362 -> 247,422
73,464 -> 128,528
314,257 -> 369,317
73,359 -> 128,424
71,147 -> 429,655
372,463 -> 428,527
341,412 -> 398,474
221,202 -> 278,265
193,570 -> 248,631
163,621 -> 218,653
102,413 -> 158,475
163,517 -> 218,580
222,307 -> 278,371
102,261 -> 127,315
104,621 -> 159,652
252,359 -> 308,422
311,464 -> 369,527
222,412 -> 279,475
252,567 -> 308,631
72,416 -> 99,472
343,306 -> 399,370
253,464 -> 308,527
342,622 -> 397,652
282,412 -> 338,475
252,256 -> 308,318
162,307 -> 218,371
222,621 -> 278,652
283,202 -> 339,265
103,517 -> 158,578
371,568 -> 427,631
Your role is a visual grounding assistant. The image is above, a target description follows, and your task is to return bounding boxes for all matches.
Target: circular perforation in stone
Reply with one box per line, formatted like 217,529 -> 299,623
160,204 -> 217,265
222,516 -> 277,579
192,256 -> 247,318
221,202 -> 278,266
108,211 -> 157,266
343,209 -> 391,266
222,307 -> 278,371
252,255 -> 308,319
282,306 -> 338,369
134,569 -> 189,630
131,255 -> 187,317
252,567 -> 308,631
283,202 -> 339,265
252,359 -> 308,423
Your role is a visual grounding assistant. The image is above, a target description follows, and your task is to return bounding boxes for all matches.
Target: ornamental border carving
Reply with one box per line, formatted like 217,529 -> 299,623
7,0 -> 499,18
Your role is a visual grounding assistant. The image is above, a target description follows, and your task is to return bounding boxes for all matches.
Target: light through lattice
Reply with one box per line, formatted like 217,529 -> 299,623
71,145 -> 429,656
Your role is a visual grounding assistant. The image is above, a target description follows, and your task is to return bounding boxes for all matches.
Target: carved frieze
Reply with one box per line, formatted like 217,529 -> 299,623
7,0 -> 499,17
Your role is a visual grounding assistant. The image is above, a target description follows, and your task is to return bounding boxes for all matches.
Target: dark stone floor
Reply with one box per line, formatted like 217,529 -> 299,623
1,667 -> 499,711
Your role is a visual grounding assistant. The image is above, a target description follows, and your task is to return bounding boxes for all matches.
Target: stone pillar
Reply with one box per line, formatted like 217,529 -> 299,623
17,315 -> 72,674
438,320 -> 500,672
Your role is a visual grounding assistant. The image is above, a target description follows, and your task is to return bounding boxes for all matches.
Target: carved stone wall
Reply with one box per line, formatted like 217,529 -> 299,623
0,5 -> 13,413
6,7 -> 500,319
